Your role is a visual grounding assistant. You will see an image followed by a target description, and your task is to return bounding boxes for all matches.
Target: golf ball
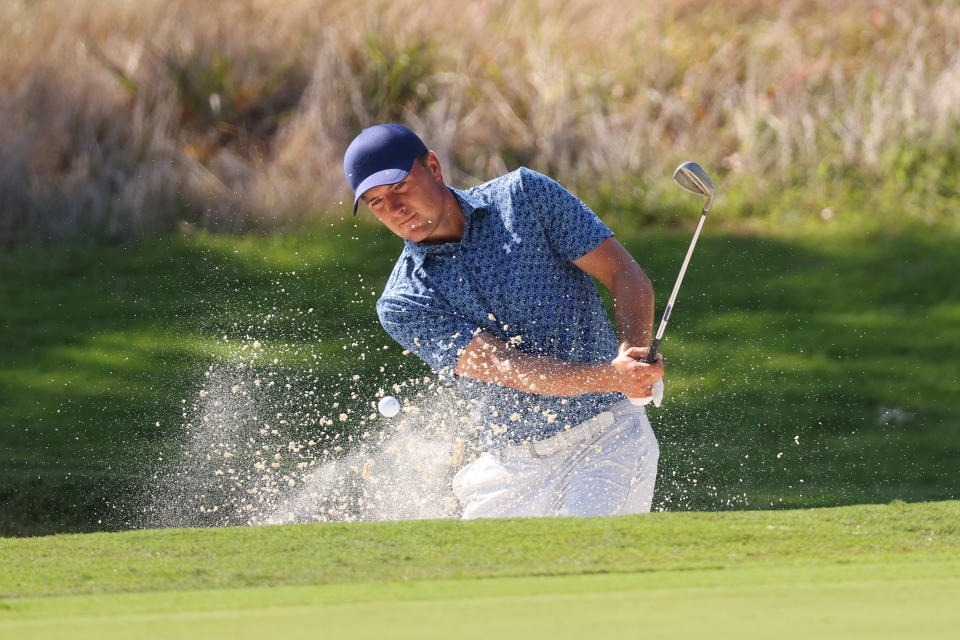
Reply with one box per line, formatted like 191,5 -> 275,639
378,395 -> 401,418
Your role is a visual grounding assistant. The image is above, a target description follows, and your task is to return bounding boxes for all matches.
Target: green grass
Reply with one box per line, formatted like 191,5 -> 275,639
2,501 -> 958,597
1,501 -> 958,638
3,570 -> 959,639
0,223 -> 430,534
1,219 -> 958,534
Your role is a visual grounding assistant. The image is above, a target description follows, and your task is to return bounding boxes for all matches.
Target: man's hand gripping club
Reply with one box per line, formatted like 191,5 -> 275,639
615,343 -> 664,407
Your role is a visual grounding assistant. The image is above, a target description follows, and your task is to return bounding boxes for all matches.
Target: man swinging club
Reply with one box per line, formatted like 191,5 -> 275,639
344,123 -> 664,518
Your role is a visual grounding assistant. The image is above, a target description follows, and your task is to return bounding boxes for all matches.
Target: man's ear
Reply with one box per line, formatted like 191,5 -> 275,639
425,151 -> 444,183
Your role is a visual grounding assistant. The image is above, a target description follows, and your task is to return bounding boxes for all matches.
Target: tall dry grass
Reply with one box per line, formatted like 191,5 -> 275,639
1,0 -> 959,246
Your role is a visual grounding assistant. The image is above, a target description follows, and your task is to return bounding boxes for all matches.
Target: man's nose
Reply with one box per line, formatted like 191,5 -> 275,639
387,196 -> 405,217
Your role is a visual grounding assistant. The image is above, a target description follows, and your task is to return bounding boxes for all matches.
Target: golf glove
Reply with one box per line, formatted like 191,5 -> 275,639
628,377 -> 664,408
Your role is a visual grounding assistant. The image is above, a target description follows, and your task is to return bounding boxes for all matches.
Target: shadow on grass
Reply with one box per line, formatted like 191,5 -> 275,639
619,230 -> 960,511
0,223 -> 429,535
1,225 -> 958,534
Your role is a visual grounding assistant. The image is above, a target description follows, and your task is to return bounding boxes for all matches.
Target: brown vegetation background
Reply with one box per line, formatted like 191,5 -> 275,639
2,0 -> 958,246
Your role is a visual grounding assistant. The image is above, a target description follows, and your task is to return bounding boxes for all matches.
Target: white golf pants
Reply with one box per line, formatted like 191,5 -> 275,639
452,399 -> 659,519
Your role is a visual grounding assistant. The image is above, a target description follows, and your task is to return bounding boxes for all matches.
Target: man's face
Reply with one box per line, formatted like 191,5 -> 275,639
360,153 -> 449,243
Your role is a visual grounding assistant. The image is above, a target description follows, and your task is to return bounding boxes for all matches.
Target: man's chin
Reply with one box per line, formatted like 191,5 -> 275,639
404,223 -> 435,242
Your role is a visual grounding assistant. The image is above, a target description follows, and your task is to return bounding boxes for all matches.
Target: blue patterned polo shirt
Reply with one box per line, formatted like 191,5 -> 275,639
376,167 -> 622,448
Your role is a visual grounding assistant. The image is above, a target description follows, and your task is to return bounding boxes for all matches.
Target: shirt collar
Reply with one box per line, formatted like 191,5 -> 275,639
402,186 -> 487,257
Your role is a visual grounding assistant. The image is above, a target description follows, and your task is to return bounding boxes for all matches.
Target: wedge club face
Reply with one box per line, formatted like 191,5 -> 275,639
673,162 -> 715,198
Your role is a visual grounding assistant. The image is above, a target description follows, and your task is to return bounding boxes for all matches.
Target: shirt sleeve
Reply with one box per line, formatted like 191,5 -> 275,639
377,291 -> 481,383
516,168 -> 613,262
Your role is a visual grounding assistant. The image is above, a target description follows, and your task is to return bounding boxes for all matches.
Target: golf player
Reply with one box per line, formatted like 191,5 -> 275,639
344,123 -> 664,518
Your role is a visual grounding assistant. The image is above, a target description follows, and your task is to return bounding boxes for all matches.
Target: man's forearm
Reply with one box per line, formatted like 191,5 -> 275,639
454,333 -> 619,396
611,263 -> 655,347
572,237 -> 655,349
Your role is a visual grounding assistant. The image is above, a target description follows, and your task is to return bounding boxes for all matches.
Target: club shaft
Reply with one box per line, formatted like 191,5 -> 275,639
644,196 -> 712,364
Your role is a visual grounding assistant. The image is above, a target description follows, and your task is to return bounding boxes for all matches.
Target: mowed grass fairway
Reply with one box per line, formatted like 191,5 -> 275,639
2,501 -> 958,639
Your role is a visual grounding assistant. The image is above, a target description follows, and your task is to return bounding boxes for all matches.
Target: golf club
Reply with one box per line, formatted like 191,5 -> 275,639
643,161 -> 716,364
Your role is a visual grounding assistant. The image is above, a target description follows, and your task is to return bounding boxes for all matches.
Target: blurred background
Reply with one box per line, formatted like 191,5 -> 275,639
3,0 -> 959,244
1,0 -> 957,536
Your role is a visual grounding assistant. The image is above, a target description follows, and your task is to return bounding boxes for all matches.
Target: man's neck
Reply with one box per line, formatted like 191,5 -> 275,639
420,188 -> 466,244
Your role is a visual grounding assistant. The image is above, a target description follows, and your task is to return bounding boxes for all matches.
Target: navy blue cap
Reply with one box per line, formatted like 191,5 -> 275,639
343,124 -> 428,215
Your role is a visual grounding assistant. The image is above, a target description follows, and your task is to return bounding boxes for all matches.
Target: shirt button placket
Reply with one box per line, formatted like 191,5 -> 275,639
452,251 -> 494,326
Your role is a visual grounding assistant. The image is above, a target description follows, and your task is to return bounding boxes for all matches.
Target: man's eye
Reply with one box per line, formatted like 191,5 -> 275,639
394,181 -> 407,191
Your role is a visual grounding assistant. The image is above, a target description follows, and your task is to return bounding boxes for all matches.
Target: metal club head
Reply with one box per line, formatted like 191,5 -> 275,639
673,162 -> 715,198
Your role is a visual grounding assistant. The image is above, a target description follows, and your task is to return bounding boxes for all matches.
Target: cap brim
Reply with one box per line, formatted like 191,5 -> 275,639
352,167 -> 410,215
